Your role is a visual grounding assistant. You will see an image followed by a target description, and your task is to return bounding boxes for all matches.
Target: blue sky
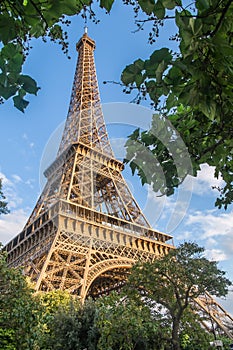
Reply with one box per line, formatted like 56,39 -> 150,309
0,3 -> 233,314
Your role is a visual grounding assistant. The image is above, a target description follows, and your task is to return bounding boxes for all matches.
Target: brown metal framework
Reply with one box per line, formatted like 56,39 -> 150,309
194,292 -> 233,340
4,32 -> 173,301
4,32 -> 233,338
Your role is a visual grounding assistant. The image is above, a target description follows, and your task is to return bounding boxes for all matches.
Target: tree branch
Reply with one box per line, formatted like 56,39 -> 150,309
29,0 -> 49,29
210,0 -> 232,37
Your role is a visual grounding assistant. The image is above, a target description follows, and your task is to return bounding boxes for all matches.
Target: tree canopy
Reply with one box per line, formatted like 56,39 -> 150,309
0,242 -> 232,349
126,242 -> 232,350
121,0 -> 233,209
0,0 -> 100,112
1,0 -> 233,207
0,247 -> 40,349
96,291 -> 160,350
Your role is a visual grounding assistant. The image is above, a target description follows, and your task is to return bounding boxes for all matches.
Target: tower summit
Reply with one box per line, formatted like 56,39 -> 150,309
58,31 -> 113,157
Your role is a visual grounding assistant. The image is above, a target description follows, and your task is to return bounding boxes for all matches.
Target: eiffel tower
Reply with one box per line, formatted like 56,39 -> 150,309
4,30 -> 174,300
4,30 -> 233,339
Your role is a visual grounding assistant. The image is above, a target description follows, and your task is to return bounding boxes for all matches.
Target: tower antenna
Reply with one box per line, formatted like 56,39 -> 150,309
83,6 -> 88,34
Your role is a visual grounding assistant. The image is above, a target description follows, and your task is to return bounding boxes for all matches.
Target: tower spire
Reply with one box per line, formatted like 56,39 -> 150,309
58,32 -> 113,157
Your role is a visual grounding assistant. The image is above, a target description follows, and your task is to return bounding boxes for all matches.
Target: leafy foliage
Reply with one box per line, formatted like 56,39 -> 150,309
121,0 -> 233,208
125,242 -> 232,350
0,0 -> 114,112
0,247 -> 41,349
0,178 -> 9,215
39,296 -> 99,350
178,310 -> 212,350
0,242 -> 232,349
124,113 -> 192,197
35,290 -> 78,348
96,291 -> 160,350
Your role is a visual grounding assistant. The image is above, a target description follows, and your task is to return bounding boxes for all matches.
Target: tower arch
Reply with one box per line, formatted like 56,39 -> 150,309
83,258 -> 134,300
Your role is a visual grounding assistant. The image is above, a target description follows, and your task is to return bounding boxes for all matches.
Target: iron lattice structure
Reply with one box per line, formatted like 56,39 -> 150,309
4,32 -> 233,338
4,32 -> 174,301
194,292 -> 233,340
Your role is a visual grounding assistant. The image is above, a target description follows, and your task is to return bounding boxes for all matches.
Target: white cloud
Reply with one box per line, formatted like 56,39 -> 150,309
22,133 -> 35,150
178,209 -> 233,262
185,210 -> 233,240
0,208 -> 28,245
25,178 -> 35,189
139,164 -> 226,233
218,234 -> 233,258
0,171 -> 23,209
184,164 -> 225,197
0,172 -> 33,245
12,174 -> 23,183
205,249 -> 228,262
0,171 -> 13,187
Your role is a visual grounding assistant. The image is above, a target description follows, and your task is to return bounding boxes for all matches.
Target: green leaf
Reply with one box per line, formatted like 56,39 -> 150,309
0,15 -> 17,44
29,22 -> 47,38
49,24 -> 63,39
181,30 -> 193,48
144,60 -> 157,78
130,161 -> 137,175
161,0 -> 176,10
45,0 -> 83,20
1,43 -> 19,59
155,61 -> 167,83
121,65 -> 135,85
149,48 -> 172,64
0,85 -> 18,100
13,95 -> 29,112
153,1 -> 165,19
175,9 -> 191,29
0,57 -> 5,73
18,75 -> 39,95
141,131 -> 156,146
0,73 -> 7,86
194,18 -> 203,35
138,0 -> 156,14
196,0 -> 210,11
189,18 -> 195,34
129,128 -> 140,141
166,93 -> 177,110
100,0 -> 114,12
121,59 -> 144,85
135,73 -> 144,88
145,80 -> 158,101
134,58 -> 145,70
7,53 -> 24,74
200,101 -> 216,120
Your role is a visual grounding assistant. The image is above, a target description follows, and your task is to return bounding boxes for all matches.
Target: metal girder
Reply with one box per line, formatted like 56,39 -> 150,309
194,292 -> 233,340
5,205 -> 173,300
